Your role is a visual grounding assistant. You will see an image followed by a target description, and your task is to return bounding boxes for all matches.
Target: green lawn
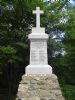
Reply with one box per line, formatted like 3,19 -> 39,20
61,84 -> 75,100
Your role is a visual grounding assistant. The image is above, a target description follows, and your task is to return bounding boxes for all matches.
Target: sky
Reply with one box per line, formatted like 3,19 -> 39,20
44,0 -> 75,5
70,0 -> 75,5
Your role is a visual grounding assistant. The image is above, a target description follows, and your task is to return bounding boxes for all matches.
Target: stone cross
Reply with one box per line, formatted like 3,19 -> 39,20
33,7 -> 44,28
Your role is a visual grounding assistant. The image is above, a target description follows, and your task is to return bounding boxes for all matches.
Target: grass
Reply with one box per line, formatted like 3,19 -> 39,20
60,84 -> 75,100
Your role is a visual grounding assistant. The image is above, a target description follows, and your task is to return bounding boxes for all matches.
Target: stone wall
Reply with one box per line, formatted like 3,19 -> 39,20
16,74 -> 65,100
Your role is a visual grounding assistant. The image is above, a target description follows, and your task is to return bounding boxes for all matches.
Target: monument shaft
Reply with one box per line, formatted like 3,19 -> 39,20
30,39 -> 48,65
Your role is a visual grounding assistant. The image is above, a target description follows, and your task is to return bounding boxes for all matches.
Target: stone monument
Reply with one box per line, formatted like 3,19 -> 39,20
26,7 -> 52,74
16,7 -> 65,100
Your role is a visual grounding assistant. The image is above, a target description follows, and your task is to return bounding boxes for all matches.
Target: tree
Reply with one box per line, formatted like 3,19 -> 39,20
62,6 -> 75,84
50,4 -> 75,84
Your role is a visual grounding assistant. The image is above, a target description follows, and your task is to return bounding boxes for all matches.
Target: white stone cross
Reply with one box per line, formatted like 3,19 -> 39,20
33,7 -> 44,28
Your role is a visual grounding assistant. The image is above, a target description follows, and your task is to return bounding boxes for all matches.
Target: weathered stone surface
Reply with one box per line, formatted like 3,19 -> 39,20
16,74 -> 65,100
16,97 -> 40,100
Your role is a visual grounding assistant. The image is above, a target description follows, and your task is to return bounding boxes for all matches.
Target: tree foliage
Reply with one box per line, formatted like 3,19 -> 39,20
51,5 -> 75,84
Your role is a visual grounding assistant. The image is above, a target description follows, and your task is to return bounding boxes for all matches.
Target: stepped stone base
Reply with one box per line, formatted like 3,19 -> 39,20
16,74 -> 65,100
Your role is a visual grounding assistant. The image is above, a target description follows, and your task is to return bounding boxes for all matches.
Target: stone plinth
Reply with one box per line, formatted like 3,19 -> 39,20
16,74 -> 65,100
26,65 -> 52,74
